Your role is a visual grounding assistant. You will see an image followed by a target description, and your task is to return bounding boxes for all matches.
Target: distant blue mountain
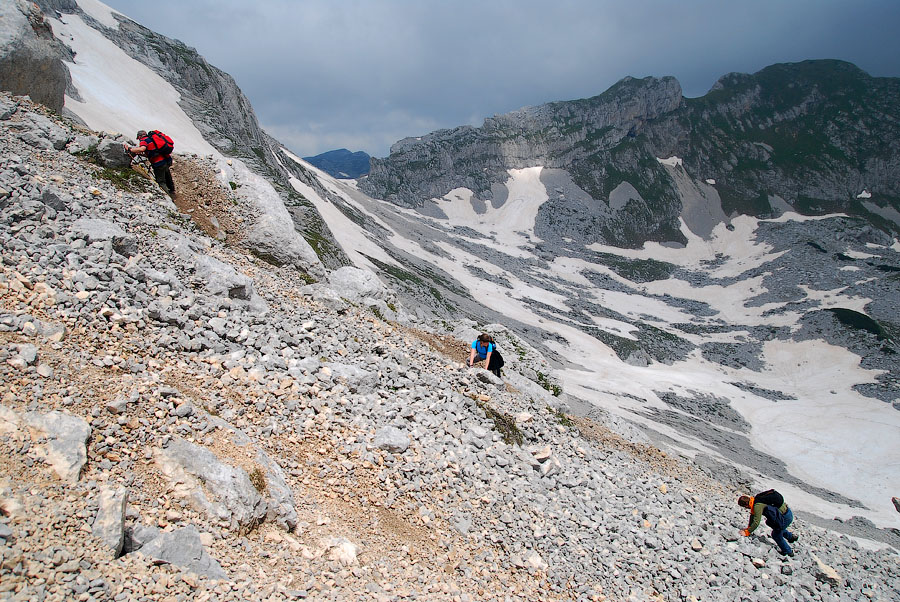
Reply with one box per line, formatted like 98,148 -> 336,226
302,148 -> 371,179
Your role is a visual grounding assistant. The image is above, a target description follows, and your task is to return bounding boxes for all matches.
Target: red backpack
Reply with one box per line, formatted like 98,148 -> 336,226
141,130 -> 174,161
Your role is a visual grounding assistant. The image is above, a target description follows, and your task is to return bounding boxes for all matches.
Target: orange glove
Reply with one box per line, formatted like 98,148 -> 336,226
740,529 -> 750,537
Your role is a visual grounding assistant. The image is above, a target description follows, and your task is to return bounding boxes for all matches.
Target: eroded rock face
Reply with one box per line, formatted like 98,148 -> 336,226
22,410 -> 91,483
0,0 -> 70,113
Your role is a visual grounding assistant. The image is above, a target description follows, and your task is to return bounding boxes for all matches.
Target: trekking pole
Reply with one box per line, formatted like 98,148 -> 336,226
124,143 -> 153,180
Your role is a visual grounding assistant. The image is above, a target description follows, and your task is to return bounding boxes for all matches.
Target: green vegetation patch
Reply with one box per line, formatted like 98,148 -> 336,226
95,166 -> 155,193
536,372 -> 562,397
477,400 -> 524,446
552,408 -> 575,428
249,466 -> 267,494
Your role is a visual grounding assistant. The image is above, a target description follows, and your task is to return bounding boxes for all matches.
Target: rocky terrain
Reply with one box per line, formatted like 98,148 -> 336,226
1,93 -> 899,602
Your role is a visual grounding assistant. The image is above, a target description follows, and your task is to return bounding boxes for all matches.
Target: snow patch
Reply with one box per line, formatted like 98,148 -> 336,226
841,249 -> 879,260
50,15 -> 216,156
656,156 -> 683,167
736,339 -> 896,520
589,215 -> 786,280
76,0 -> 122,29
856,190 -> 872,199
288,177 -> 398,271
705,178 -> 716,185
425,167 -> 549,257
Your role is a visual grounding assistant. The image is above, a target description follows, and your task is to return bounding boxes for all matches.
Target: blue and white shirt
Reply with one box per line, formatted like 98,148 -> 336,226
472,340 -> 494,360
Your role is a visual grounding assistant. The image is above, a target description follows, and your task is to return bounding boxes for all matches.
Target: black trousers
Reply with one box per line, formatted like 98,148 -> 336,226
151,157 -> 175,194
486,351 -> 503,377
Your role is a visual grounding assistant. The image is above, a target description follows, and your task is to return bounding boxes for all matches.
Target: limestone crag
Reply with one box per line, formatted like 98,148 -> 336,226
1,94 -> 898,601
0,0 -> 71,113
362,60 -> 900,249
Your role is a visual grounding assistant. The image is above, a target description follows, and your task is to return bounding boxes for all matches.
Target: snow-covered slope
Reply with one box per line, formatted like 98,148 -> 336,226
283,150 -> 900,532
50,13 -> 216,155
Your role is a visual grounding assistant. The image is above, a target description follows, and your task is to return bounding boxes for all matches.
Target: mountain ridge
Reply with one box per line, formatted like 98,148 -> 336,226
361,59 -> 900,249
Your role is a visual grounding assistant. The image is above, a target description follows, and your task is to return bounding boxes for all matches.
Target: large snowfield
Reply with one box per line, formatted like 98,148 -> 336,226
54,0 -> 900,533
292,168 -> 900,530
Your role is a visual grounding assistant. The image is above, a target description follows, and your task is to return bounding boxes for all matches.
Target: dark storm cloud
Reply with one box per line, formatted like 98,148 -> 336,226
101,0 -> 900,157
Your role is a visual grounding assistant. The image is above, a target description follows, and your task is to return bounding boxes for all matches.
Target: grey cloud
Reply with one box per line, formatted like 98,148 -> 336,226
103,0 -> 900,157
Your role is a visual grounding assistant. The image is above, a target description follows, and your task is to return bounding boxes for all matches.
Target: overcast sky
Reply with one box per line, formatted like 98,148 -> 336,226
101,0 -> 900,158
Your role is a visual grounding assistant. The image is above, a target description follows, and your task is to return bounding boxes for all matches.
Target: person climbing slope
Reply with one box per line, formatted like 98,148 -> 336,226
738,489 -> 798,556
467,333 -> 504,377
125,129 -> 175,197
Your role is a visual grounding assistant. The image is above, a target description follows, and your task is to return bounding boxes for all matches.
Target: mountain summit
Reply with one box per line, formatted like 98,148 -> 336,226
303,148 -> 370,179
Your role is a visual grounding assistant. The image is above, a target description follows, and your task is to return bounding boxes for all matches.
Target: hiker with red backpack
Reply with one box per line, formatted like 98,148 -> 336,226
738,489 -> 798,556
125,130 -> 175,196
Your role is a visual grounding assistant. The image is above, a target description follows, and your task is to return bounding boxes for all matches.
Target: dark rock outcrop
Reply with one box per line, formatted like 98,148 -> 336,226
0,0 -> 71,113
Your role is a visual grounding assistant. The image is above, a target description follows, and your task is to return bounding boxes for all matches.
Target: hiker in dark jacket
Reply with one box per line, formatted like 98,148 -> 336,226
126,130 -> 175,196
738,489 -> 798,556
467,333 -> 503,377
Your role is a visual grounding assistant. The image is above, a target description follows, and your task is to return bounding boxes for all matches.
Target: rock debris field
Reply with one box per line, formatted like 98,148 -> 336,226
0,93 -> 897,601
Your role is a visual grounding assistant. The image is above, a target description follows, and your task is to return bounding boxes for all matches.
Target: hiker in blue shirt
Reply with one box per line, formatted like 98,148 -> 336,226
467,333 -> 504,377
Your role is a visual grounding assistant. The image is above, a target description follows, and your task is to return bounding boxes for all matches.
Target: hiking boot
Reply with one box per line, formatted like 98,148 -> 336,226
786,533 -> 798,543
778,549 -> 794,557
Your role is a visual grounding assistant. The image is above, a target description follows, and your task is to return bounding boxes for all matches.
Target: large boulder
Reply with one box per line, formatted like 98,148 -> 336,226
23,410 -> 91,482
155,424 -> 298,532
95,137 -> 132,169
92,487 -> 128,558
209,417 -> 299,530
328,266 -> 387,303
158,230 -> 266,309
7,109 -> 71,150
70,217 -> 137,257
193,255 -> 254,301
230,163 -> 325,278
137,525 -> 227,580
0,0 -> 70,113
155,437 -> 268,533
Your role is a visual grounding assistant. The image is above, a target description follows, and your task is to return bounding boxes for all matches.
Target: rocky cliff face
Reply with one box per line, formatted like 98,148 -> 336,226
0,0 -> 71,113
361,61 -> 900,248
670,61 -> 900,217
